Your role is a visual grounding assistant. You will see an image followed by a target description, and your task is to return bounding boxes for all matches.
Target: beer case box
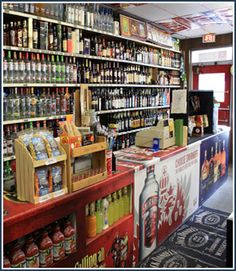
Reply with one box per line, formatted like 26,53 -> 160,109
61,136 -> 107,193
15,139 -> 68,204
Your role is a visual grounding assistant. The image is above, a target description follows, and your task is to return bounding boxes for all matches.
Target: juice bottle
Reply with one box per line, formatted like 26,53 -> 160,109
23,235 -> 39,267
112,192 -> 119,223
95,199 -> 103,234
102,197 -> 109,230
38,230 -> 53,267
107,194 -> 114,226
86,202 -> 96,238
123,186 -> 130,216
63,218 -> 76,255
51,222 -> 65,261
117,189 -> 124,219
9,242 -> 26,268
4,254 -> 11,267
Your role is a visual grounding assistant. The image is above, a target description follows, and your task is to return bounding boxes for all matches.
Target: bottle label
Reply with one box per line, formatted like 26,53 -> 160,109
39,248 -> 53,267
11,260 -> 26,268
65,234 -> 76,254
53,241 -> 65,261
26,253 -> 39,268
142,195 -> 158,248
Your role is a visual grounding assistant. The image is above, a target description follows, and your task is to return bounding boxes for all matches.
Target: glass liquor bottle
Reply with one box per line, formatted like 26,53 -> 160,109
214,142 -> 220,182
30,88 -> 37,118
221,140 -> 226,176
13,51 -> 19,83
201,150 -> 209,181
22,19 -> 28,48
51,55 -> 56,83
3,50 -> 8,83
12,88 -> 20,119
95,199 -> 103,234
208,146 -> 215,187
139,165 -> 159,261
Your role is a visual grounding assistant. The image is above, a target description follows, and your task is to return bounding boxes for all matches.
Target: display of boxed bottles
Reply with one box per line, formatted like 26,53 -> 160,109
85,185 -> 132,238
15,129 -> 68,203
61,136 -> 107,193
4,214 -> 76,268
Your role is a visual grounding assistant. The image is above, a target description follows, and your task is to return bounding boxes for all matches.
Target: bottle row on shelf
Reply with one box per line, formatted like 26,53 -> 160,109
113,134 -> 136,151
3,51 -> 77,84
86,186 -> 131,238
3,17 -> 180,69
91,87 -> 170,112
3,87 -> 74,121
3,50 -> 180,85
106,110 -> 169,134
4,3 -> 116,34
4,215 -> 76,268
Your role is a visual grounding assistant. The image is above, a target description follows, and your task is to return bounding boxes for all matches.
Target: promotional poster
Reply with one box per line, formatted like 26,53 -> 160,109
133,143 -> 200,265
199,132 -> 229,205
75,215 -> 134,268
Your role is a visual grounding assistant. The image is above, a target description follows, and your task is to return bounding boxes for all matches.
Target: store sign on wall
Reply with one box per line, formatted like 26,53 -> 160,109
202,33 -> 216,43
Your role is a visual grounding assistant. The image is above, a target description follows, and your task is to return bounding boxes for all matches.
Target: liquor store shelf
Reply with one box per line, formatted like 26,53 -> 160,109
3,155 -> 16,162
117,126 -> 151,136
4,83 -> 181,88
96,105 -> 170,114
3,46 -> 180,71
3,114 -> 69,125
3,9 -> 181,54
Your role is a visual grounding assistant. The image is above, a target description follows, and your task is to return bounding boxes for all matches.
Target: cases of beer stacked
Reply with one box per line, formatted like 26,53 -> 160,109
85,185 -> 132,239
14,128 -> 68,203
3,214 -> 76,268
60,120 -> 107,193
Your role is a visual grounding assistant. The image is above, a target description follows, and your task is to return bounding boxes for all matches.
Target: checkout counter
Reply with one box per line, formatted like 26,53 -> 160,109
115,124 -> 230,266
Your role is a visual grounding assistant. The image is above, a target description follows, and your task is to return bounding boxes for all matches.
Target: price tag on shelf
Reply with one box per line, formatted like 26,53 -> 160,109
38,194 -> 50,203
45,157 -> 58,165
53,189 -> 65,198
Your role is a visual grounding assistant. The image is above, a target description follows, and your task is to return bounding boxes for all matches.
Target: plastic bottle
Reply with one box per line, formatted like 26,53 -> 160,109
10,242 -> 26,268
51,222 -> 65,261
38,231 -> 53,267
23,235 -> 39,267
63,218 -> 76,255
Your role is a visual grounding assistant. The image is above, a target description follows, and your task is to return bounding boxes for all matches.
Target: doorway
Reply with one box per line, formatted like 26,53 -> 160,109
192,64 -> 232,126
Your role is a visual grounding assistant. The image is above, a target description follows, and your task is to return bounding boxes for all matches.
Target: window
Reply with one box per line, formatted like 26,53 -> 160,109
192,47 -> 232,64
198,73 -> 225,102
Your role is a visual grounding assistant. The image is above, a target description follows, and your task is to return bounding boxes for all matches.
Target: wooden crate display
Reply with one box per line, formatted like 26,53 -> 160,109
62,136 -> 107,193
15,139 -> 68,204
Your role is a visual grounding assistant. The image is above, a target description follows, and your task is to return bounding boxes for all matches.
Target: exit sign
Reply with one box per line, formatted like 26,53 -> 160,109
202,33 -> 216,43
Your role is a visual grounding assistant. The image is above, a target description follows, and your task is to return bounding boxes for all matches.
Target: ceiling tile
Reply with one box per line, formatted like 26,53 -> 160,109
122,4 -> 173,22
177,28 -> 208,38
202,23 -> 233,34
200,2 -> 234,10
154,3 -> 208,17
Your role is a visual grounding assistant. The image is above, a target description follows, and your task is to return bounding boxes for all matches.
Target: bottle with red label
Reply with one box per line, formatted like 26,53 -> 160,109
23,235 -> 39,267
51,222 -> 65,261
38,230 -> 53,267
9,241 -> 27,268
63,218 -> 76,255
139,165 -> 159,261
4,254 -> 11,268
